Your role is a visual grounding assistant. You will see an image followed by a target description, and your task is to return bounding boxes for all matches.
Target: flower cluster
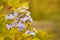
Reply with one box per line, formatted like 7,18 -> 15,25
6,6 -> 36,36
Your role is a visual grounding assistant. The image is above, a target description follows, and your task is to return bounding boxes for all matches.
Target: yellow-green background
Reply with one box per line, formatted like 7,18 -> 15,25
0,0 -> 60,40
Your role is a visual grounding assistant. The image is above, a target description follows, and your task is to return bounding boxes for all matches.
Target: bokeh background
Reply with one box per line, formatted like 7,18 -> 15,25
30,0 -> 60,40
0,0 -> 60,40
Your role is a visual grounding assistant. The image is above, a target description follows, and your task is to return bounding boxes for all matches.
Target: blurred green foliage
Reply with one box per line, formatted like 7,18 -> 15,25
0,15 -> 50,40
0,0 -> 60,40
30,0 -> 60,21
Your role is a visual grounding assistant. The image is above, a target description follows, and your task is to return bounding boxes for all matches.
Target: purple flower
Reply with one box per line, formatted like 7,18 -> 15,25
18,27 -> 24,31
17,22 -> 25,31
6,24 -> 12,30
6,14 -> 14,20
25,30 -> 36,36
20,16 -> 29,22
14,11 -> 18,16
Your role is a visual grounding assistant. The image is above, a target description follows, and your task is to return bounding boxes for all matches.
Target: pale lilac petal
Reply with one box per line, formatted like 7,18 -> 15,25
22,6 -> 28,9
18,22 -> 25,28
20,9 -> 26,12
6,24 -> 12,30
25,30 -> 30,34
20,16 -> 28,22
16,8 -> 21,10
33,28 -> 37,32
18,27 -> 23,31
14,11 -> 18,16
29,31 -> 35,35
